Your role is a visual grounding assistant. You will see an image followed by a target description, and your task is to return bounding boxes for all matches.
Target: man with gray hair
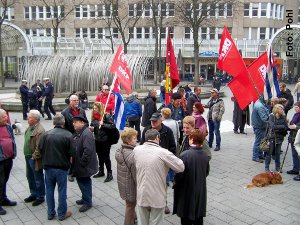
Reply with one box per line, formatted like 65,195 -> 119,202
95,84 -> 115,114
125,92 -> 142,142
23,110 -> 46,206
142,88 -> 157,127
133,129 -> 184,225
39,114 -> 74,220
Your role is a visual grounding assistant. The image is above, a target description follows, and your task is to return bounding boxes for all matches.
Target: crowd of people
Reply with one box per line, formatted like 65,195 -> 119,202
0,79 -> 299,225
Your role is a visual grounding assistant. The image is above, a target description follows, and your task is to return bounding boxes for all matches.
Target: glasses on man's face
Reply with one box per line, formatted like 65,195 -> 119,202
103,89 -> 109,91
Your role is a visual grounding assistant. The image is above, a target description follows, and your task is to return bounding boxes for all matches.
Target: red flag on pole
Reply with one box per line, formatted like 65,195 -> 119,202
110,45 -> 132,95
217,26 -> 248,77
112,79 -> 121,93
166,33 -> 180,88
228,78 -> 253,110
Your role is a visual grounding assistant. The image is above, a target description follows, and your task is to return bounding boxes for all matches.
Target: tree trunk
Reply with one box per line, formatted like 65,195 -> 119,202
53,26 -> 58,54
193,27 -> 199,85
153,27 -> 159,84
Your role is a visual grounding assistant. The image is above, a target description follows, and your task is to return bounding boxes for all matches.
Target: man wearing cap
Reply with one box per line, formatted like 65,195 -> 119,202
95,84 -> 115,114
187,86 -> 202,115
204,88 -> 225,151
134,129 -> 184,225
19,80 -> 29,120
72,115 -> 98,213
40,78 -> 56,120
31,79 -> 45,117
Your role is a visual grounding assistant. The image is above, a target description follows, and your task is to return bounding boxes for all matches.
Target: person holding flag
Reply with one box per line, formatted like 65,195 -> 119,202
95,85 -> 115,115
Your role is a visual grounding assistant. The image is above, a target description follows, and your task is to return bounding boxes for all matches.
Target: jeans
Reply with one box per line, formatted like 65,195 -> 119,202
128,118 -> 141,142
76,177 -> 92,206
297,93 -> 300,102
208,120 -> 221,147
44,97 -> 56,119
252,128 -> 265,160
265,140 -> 282,170
45,168 -> 68,219
0,159 -> 13,204
290,143 -> 300,172
25,157 -> 45,199
166,169 -> 175,186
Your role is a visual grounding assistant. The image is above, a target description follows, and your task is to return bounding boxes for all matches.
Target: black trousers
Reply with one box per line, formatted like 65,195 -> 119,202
95,141 -> 112,173
44,97 -> 56,119
181,217 -> 203,225
128,118 -> 141,142
0,159 -> 13,204
22,101 -> 28,119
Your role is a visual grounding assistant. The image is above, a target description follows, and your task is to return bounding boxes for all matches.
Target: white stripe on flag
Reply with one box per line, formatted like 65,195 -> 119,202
113,92 -> 126,130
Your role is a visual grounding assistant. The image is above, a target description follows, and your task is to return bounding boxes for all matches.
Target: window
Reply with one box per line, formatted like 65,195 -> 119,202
46,6 -> 51,18
32,29 -> 37,36
209,4 -> 215,17
161,27 -> 167,39
136,27 -> 142,38
244,3 -> 249,16
112,28 -> 118,38
270,3 -> 273,18
39,6 -> 44,19
90,28 -> 95,38
145,27 -> 150,38
75,5 -> 80,18
90,5 -> 96,18
201,27 -> 207,39
10,7 -> 15,20
105,4 -> 111,17
218,3 -> 224,17
97,28 -> 103,39
280,5 -> 284,19
209,27 -> 216,39
153,4 -> 159,16
128,4 -> 134,17
46,28 -> 51,36
136,3 -> 143,17
82,28 -> 88,38
60,28 -> 65,37
161,3 -> 167,17
97,5 -> 103,17
60,6 -> 65,18
25,7 -> 30,19
185,27 -> 191,39
251,27 -> 258,39
185,3 -> 191,16
53,6 -> 58,18
252,4 -> 259,17
169,4 -> 175,17
217,27 -> 223,39
25,29 -> 30,35
76,28 -> 80,38
32,6 -> 36,20
38,29 -> 45,36
276,5 -> 280,19
129,27 -> 134,39
144,4 -> 150,17
259,27 -> 266,39
261,3 -> 267,17
201,3 -> 207,16
82,5 -> 88,18
226,3 -> 232,17
243,27 -> 249,39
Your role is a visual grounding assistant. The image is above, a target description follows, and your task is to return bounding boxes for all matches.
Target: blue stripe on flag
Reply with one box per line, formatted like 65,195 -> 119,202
113,92 -> 126,130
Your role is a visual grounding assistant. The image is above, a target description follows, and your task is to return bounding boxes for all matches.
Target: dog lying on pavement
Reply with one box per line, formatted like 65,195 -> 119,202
246,171 -> 283,188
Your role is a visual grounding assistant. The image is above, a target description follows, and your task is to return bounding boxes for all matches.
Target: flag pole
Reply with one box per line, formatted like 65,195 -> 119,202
102,73 -> 117,122
165,62 -> 171,105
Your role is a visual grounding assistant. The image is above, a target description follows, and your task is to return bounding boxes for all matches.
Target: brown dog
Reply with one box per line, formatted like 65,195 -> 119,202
246,172 -> 283,188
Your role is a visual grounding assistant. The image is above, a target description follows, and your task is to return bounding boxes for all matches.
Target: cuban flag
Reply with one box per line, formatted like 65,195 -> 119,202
264,48 -> 280,100
112,79 -> 126,130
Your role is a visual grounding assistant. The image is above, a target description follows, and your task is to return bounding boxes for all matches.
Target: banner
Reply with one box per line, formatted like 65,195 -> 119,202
228,78 -> 252,110
110,45 -> 132,95
166,33 -> 180,88
217,25 -> 248,77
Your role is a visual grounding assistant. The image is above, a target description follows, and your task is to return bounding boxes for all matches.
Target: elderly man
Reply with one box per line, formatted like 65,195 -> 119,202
141,88 -> 157,127
95,84 -> 115,114
0,109 -> 17,215
72,115 -> 98,213
39,114 -> 74,221
19,80 -> 29,120
40,78 -> 56,120
134,129 -> 184,225
23,110 -> 45,206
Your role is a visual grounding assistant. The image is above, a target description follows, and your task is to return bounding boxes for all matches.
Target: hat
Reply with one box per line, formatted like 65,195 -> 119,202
43,78 -> 49,81
210,88 -> 219,94
72,115 -> 88,123
21,80 -> 27,83
150,112 -> 162,121
294,101 -> 300,108
172,92 -> 181,100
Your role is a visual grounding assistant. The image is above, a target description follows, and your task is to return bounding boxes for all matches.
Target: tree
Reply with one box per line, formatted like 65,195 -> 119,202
176,0 -> 239,84
0,0 -> 15,87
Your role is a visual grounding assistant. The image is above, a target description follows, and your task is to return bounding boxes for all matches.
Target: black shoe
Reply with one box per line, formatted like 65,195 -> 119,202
293,175 -> 300,181
0,206 -> 6,215
48,214 -> 55,220
234,131 -> 239,134
214,146 -> 220,151
104,172 -> 113,182
32,199 -> 44,206
79,205 -> 92,213
45,118 -> 52,120
240,131 -> 246,134
2,199 -> 17,206
76,199 -> 84,205
208,144 -> 212,148
93,171 -> 105,178
259,156 -> 265,160
287,170 -> 299,175
252,159 -> 264,163
24,196 -> 36,203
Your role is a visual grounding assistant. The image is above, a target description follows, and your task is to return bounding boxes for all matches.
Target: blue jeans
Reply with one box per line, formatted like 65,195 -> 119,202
208,120 -> 221,147
25,157 -> 45,199
45,168 -> 68,220
252,128 -> 265,160
166,169 -> 175,186
76,177 -> 92,206
290,143 -> 300,172
265,140 -> 282,170
297,93 -> 300,102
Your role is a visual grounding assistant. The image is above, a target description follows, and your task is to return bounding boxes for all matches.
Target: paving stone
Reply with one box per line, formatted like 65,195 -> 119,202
76,216 -> 97,225
92,216 -> 116,225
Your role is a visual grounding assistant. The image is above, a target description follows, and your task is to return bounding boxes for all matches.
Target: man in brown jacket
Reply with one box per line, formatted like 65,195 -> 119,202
23,110 -> 45,206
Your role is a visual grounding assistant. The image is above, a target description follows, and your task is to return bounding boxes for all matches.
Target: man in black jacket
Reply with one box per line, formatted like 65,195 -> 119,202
39,114 -> 74,221
19,80 -> 29,120
187,87 -> 201,115
279,82 -> 294,115
40,78 -> 56,120
141,89 -> 157,127
72,115 -> 98,213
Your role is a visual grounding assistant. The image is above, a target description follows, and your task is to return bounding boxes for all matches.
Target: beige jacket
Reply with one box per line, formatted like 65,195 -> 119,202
294,82 -> 300,94
133,142 -> 184,208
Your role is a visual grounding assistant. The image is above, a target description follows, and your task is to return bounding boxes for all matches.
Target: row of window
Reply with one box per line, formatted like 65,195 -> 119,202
185,3 -> 232,18
128,3 -> 174,18
244,3 -> 284,19
24,6 -> 64,20
0,7 -> 14,20
75,27 -> 118,39
25,28 -> 65,37
75,4 -> 115,19
243,27 -> 278,40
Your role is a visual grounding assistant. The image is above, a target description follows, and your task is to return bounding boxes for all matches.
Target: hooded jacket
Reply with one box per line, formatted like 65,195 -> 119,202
141,96 -> 157,127
125,96 -> 142,120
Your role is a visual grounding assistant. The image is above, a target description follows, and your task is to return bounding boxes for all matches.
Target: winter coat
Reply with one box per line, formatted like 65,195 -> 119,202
187,94 -> 201,115
125,96 -> 142,120
251,99 -> 269,129
115,144 -> 137,202
162,119 -> 180,147
173,146 -> 210,220
95,93 -> 115,114
141,123 -> 177,154
279,89 -> 294,113
165,103 -> 185,122
72,126 -> 98,177
141,96 -> 157,127
267,113 -> 288,143
19,84 -> 29,102
232,98 -> 250,127
0,124 -> 17,161
90,114 -> 115,143
42,82 -> 54,99
192,112 -> 207,133
61,107 -> 88,133
26,123 -> 45,170
288,112 -> 300,143
205,98 -> 225,122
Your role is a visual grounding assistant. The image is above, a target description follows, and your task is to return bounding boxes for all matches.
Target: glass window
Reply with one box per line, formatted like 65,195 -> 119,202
201,3 -> 207,16
129,27 -> 134,39
97,5 -> 103,17
209,27 -> 215,39
270,3 -> 273,18
201,27 -> 207,39
136,27 -> 142,38
76,28 -> 80,38
298,7 -> 300,23
128,4 -> 134,17
82,28 -> 88,37
39,6 -> 44,19
169,3 -> 175,17
243,27 -> 249,39
60,28 -> 65,37
252,3 -> 259,17
219,3 -> 224,17
210,4 -> 215,17
38,29 -> 44,36
82,6 -> 88,18
25,7 -> 30,19
46,6 -> 51,18
60,6 -> 64,18
90,28 -> 95,38
32,6 -> 36,20
90,5 -> 96,18
32,29 -> 37,36
10,7 -> 15,20
152,27 -> 156,39
97,28 -> 103,39
261,3 -> 267,17
260,27 -> 266,39
168,27 -> 174,38
161,3 -> 167,17
25,29 -> 30,35
244,3 -> 249,16
227,3 -> 232,17
136,3 -> 143,16
185,3 -> 191,15
144,4 -> 150,17
251,27 -> 257,39
145,27 -> 150,38
105,4 -> 111,17
153,4 -> 159,16
75,5 -> 80,18
53,6 -> 58,18
113,28 -> 118,38
185,27 -> 191,39
46,28 -> 51,36
217,27 -> 223,39
161,27 -> 166,39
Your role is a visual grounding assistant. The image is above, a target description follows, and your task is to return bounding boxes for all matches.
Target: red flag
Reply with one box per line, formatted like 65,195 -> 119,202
112,79 -> 121,93
110,45 -> 132,95
247,51 -> 268,101
228,78 -> 252,110
166,33 -> 180,88
218,26 -> 247,77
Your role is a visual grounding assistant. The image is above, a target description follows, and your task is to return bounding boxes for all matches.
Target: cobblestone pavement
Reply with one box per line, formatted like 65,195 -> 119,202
1,87 -> 300,224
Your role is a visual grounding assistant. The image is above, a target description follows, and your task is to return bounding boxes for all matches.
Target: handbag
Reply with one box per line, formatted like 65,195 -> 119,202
260,137 -> 270,152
